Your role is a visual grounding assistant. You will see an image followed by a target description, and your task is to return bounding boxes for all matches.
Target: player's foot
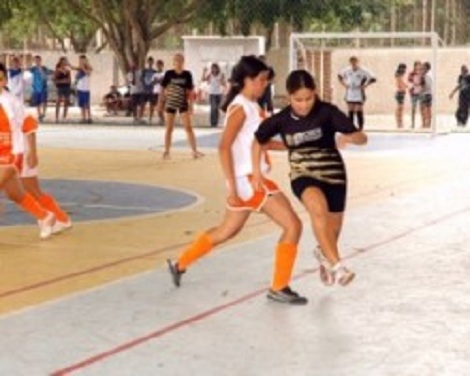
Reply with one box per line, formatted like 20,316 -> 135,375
38,212 -> 56,240
167,259 -> 185,287
162,151 -> 171,160
267,286 -> 308,305
192,151 -> 204,159
313,246 -> 335,286
52,219 -> 73,234
333,264 -> 355,286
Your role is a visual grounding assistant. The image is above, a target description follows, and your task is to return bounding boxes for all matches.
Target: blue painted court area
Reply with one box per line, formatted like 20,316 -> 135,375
0,180 -> 198,227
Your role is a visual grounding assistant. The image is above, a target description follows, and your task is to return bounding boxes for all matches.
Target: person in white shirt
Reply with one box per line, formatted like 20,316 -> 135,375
420,62 -> 433,129
151,59 -> 165,125
202,63 -> 226,127
338,56 -> 376,130
7,56 -> 25,103
74,55 -> 93,124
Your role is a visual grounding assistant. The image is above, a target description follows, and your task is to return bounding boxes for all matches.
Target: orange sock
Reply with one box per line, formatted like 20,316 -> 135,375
19,193 -> 48,220
177,233 -> 213,271
272,242 -> 298,291
38,194 -> 69,222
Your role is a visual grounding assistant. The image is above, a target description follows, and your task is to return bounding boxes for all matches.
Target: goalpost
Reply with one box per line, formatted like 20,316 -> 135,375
289,32 -> 446,135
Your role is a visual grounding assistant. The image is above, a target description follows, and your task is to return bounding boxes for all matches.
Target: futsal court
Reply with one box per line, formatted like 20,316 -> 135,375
1,122 -> 470,375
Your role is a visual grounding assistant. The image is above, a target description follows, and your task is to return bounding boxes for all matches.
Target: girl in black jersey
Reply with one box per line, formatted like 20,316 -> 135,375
160,53 -> 204,160
253,70 -> 367,286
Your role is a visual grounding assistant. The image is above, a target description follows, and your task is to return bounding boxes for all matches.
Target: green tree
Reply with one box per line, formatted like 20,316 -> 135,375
66,0 -> 206,73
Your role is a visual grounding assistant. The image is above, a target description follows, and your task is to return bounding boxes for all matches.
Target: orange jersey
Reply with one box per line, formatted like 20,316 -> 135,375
0,90 -> 37,165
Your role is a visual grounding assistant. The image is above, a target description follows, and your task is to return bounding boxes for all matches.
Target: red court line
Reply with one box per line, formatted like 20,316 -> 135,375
0,243 -> 185,299
0,218 -> 273,300
50,205 -> 470,376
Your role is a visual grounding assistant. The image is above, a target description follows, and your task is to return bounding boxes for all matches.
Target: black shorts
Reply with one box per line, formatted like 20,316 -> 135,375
395,91 -> 406,105
291,177 -> 347,213
143,93 -> 158,105
165,104 -> 189,114
131,93 -> 144,106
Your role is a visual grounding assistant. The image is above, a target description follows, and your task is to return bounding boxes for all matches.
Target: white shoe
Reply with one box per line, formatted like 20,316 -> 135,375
52,219 -> 73,234
313,246 -> 335,286
38,212 -> 56,240
333,264 -> 356,286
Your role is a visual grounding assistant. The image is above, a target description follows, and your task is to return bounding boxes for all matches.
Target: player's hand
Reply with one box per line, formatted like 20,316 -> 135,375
227,194 -> 244,208
336,134 -> 349,150
27,152 -> 38,169
251,172 -> 264,192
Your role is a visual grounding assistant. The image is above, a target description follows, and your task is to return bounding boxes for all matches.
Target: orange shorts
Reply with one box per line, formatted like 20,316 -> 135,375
227,175 -> 280,212
0,153 -> 21,170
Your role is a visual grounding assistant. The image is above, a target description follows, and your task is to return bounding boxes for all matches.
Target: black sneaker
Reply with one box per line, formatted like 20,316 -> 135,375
167,259 -> 184,287
267,286 -> 308,305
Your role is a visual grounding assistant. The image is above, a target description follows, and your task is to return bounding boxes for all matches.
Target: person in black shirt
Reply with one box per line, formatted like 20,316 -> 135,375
54,57 -> 72,123
449,65 -> 470,127
253,69 -> 367,286
160,53 -> 203,160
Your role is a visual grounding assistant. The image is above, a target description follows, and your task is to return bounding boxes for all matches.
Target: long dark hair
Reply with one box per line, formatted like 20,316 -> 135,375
395,63 -> 406,77
220,55 -> 269,112
286,69 -> 316,94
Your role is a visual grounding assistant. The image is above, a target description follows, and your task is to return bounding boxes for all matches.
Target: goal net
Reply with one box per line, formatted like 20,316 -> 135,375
289,32 -> 447,134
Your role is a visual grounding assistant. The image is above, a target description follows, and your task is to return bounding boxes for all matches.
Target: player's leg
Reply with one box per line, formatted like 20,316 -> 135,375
163,110 -> 176,159
167,208 -> 251,286
180,109 -> 204,159
1,166 -> 55,239
260,192 -> 307,304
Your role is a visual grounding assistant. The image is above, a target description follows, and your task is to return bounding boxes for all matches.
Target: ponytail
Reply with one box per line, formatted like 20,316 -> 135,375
220,55 -> 269,113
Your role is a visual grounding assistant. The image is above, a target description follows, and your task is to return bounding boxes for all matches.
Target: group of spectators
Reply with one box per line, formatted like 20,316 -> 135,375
7,54 -> 93,124
394,60 -> 433,129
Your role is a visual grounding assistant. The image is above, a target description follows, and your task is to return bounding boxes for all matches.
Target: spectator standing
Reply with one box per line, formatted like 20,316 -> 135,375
449,65 -> 470,127
338,56 -> 376,131
8,56 -> 25,102
29,55 -> 53,121
408,61 -> 423,129
160,53 -> 203,159
141,57 -> 157,123
54,57 -> 72,123
394,63 -> 407,129
74,55 -> 93,124
202,63 -> 226,127
257,55 -> 275,115
153,59 -> 166,125
420,62 -> 433,129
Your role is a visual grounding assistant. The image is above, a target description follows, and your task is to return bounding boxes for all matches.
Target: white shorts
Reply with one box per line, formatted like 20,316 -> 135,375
227,175 -> 280,212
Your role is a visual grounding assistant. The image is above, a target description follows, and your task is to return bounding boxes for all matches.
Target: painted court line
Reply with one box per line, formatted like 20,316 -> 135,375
50,204 -> 470,375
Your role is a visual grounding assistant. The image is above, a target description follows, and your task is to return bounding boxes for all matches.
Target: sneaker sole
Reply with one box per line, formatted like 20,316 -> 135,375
267,293 -> 308,305
338,273 -> 356,286
166,259 -> 181,287
319,264 -> 335,286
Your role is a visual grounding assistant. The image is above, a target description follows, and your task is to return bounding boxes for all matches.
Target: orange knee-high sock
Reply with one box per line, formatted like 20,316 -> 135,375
177,233 -> 213,271
272,242 -> 298,291
38,193 -> 69,222
18,193 -> 48,220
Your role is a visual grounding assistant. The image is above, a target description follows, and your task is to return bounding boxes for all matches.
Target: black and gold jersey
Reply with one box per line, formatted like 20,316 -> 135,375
161,70 -> 194,109
255,100 -> 357,185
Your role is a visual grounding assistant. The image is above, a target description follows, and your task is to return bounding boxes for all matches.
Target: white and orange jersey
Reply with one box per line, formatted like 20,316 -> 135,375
0,90 -> 37,165
224,94 -> 270,177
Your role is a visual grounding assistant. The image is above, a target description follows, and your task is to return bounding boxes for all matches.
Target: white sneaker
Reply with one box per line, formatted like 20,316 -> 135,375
38,212 -> 56,240
333,264 -> 356,286
313,246 -> 335,286
52,219 -> 73,235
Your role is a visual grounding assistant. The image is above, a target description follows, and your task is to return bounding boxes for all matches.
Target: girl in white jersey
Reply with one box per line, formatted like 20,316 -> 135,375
167,56 -> 307,305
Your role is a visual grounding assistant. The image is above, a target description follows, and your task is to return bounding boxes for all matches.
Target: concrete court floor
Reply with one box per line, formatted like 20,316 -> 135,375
0,124 -> 470,375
